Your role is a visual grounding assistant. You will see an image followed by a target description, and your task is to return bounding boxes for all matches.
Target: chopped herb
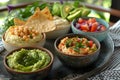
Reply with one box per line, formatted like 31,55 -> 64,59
73,47 -> 80,53
75,42 -> 84,48
65,39 -> 72,48
73,0 -> 79,8
73,41 -> 85,53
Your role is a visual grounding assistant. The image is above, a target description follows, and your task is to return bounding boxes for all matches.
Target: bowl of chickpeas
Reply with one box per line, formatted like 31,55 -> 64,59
2,26 -> 46,52
54,33 -> 100,68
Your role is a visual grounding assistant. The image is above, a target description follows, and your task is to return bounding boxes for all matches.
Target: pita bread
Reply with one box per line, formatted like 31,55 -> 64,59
41,7 -> 53,20
25,7 -> 56,33
14,18 -> 26,26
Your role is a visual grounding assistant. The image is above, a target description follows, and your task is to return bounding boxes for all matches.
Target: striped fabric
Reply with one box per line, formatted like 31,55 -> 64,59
0,41 -> 4,53
88,48 -> 120,80
109,20 -> 120,47
88,20 -> 120,80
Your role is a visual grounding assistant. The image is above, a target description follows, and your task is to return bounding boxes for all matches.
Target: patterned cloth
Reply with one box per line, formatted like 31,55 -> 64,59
88,70 -> 120,80
0,41 -> 4,52
109,20 -> 120,47
87,20 -> 120,80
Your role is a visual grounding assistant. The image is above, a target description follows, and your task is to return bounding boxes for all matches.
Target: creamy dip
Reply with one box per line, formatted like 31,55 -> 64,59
53,16 -> 70,30
58,37 -> 97,55
5,26 -> 43,46
7,49 -> 51,72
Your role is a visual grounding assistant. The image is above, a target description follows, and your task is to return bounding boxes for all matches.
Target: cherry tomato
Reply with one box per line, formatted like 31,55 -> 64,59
76,18 -> 106,32
78,18 -> 84,24
91,25 -> 97,32
87,18 -> 96,23
88,40 -> 93,47
100,26 -> 106,31
80,24 -> 89,31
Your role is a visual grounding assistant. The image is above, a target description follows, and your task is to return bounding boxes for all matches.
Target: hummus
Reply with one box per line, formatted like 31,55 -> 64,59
58,37 -> 97,55
7,49 -> 51,72
53,16 -> 70,30
5,26 -> 43,46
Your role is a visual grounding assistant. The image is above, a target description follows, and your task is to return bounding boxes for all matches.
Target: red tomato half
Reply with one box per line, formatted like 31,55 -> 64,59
80,24 -> 89,31
78,18 -> 84,24
87,18 -> 96,23
100,26 -> 106,31
88,40 -> 93,47
76,18 -> 106,32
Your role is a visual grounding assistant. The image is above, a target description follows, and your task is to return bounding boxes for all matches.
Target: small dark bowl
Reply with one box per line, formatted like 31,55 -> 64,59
3,47 -> 54,80
54,33 -> 100,68
71,17 -> 109,42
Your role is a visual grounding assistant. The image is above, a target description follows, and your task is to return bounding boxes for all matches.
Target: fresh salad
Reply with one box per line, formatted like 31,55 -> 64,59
1,1 -> 91,35
75,18 -> 106,32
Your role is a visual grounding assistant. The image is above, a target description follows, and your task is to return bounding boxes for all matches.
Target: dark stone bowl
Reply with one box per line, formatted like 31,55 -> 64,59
3,47 -> 54,80
54,33 -> 100,68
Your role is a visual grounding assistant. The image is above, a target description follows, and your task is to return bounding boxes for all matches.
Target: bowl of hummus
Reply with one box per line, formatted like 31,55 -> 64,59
46,16 -> 70,39
2,26 -> 46,52
4,47 -> 54,80
54,33 -> 100,68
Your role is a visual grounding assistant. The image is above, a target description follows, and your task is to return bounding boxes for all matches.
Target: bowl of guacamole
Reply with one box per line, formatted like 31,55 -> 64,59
4,47 -> 54,80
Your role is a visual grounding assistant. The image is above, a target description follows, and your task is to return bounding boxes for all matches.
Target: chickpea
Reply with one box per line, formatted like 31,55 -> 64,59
20,32 -> 24,37
32,30 -> 35,33
23,35 -> 27,40
24,27 -> 28,30
25,38 -> 29,41
32,36 -> 35,39
17,32 -> 21,37
23,28 -> 28,34
11,30 -> 14,35
27,35 -> 30,38
18,27 -> 23,32
25,29 -> 29,35
17,29 -> 21,33
34,30 -> 39,35
32,33 -> 36,37
14,27 -> 18,30
14,30 -> 18,35
20,26 -> 24,28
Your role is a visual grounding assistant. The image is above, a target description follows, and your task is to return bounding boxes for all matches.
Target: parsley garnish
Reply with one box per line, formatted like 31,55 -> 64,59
73,47 -> 79,52
65,39 -> 72,48
73,41 -> 85,53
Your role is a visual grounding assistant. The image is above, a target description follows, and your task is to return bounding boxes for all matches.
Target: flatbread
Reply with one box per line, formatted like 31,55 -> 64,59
41,7 -> 53,20
14,18 -> 26,26
25,7 -> 56,33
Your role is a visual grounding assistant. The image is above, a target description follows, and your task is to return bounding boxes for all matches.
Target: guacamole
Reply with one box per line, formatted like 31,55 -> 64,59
7,49 -> 51,72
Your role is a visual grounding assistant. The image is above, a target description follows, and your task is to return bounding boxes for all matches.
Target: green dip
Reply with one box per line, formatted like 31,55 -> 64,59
7,49 -> 51,72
